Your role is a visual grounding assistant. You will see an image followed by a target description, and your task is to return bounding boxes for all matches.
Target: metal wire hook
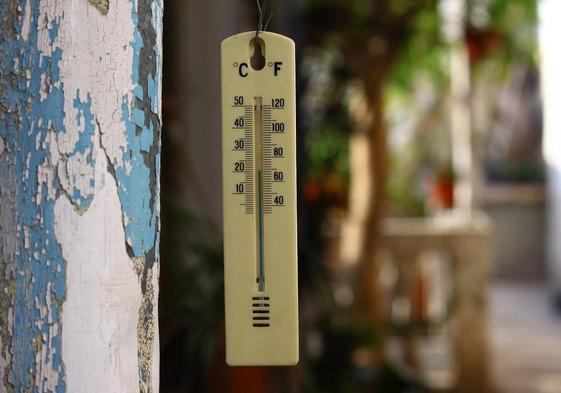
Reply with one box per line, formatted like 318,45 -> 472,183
264,0 -> 279,31
255,0 -> 267,40
255,0 -> 279,40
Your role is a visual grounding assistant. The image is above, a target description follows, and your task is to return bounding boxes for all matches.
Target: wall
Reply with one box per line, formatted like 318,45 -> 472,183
539,0 -> 561,295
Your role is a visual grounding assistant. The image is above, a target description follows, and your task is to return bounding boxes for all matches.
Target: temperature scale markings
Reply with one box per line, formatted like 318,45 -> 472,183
261,105 -> 274,214
243,106 -> 255,215
233,99 -> 288,287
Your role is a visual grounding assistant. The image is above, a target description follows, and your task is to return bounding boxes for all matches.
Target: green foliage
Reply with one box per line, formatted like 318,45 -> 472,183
387,173 -> 426,217
302,47 -> 352,186
386,0 -> 538,214
307,127 -> 350,183
487,0 -> 537,58
474,0 -> 538,75
389,6 -> 448,93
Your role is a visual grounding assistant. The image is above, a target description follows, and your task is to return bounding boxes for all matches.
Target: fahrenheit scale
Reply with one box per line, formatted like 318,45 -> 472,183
221,31 -> 298,366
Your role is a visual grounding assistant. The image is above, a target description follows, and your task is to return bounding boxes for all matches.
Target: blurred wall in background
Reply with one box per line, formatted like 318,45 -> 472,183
540,0 -> 561,297
164,0 -> 245,228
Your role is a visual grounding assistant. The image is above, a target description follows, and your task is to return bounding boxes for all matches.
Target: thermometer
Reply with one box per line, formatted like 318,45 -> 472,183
221,31 -> 299,366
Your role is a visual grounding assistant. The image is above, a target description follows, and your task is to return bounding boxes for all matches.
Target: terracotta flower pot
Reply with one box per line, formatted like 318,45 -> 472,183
431,178 -> 454,209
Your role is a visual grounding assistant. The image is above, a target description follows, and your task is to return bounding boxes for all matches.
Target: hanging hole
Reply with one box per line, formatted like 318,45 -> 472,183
250,38 -> 266,71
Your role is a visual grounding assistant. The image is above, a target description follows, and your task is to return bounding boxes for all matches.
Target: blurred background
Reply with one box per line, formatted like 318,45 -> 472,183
159,0 -> 561,392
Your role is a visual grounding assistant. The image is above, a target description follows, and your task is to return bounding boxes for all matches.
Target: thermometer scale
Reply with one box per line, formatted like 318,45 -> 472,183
221,32 -> 298,366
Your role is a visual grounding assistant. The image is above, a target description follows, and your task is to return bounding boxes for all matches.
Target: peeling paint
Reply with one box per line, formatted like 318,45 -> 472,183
55,90 -> 96,211
0,127 -> 16,393
1,0 -> 66,390
57,150 -> 143,393
21,0 -> 31,41
123,0 -> 162,391
137,267 -> 156,393
0,0 -> 161,391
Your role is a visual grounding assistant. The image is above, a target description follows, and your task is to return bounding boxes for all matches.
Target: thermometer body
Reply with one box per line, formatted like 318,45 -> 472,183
221,32 -> 299,366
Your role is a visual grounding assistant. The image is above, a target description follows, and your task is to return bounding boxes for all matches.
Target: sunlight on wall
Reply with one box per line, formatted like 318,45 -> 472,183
539,0 -> 561,291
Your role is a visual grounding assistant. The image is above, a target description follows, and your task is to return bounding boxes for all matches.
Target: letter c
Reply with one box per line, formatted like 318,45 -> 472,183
239,63 -> 248,77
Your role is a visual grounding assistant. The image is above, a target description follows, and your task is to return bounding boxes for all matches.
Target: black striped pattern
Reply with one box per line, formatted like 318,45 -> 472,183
252,296 -> 270,327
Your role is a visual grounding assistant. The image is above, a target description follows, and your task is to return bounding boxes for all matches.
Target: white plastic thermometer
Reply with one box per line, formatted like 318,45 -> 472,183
221,31 -> 298,366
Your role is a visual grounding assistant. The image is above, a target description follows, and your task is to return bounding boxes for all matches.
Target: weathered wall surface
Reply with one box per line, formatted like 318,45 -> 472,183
0,0 -> 162,391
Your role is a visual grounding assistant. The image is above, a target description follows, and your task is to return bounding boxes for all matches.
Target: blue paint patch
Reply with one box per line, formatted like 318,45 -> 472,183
0,1 -> 67,391
113,0 -> 161,263
69,90 -> 96,209
49,19 -> 60,46
117,95 -> 157,255
131,106 -> 145,128
73,90 -> 95,155
132,85 -> 144,100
